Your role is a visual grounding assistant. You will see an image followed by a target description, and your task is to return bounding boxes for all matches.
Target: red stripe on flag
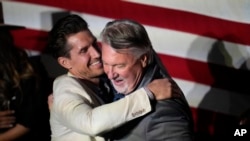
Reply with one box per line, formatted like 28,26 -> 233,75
159,53 -> 250,94
10,29 -> 48,52
158,53 -> 213,85
14,0 -> 250,45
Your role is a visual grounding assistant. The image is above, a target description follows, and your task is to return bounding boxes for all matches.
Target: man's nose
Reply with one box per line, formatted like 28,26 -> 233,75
90,46 -> 101,57
106,67 -> 117,79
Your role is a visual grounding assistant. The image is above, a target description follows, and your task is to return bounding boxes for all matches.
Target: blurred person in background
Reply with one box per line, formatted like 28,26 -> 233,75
0,27 -> 50,141
0,27 -> 37,140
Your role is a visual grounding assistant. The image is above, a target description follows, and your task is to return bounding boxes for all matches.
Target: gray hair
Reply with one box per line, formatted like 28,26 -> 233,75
100,19 -> 154,65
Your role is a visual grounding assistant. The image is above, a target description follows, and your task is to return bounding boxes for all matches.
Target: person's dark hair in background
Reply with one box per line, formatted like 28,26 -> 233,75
0,27 -> 51,141
0,27 -> 38,140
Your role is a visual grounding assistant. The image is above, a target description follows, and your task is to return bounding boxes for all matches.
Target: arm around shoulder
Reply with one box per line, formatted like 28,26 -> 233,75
51,76 -> 152,136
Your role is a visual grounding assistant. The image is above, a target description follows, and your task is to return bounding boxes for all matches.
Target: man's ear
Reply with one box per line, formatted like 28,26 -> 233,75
58,57 -> 71,69
140,54 -> 148,68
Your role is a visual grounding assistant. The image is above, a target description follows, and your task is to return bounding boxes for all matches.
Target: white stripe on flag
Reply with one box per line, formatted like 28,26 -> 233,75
124,0 -> 250,23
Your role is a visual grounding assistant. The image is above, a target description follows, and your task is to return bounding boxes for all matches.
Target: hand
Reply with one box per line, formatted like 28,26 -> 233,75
147,78 -> 181,100
47,94 -> 54,111
0,110 -> 15,129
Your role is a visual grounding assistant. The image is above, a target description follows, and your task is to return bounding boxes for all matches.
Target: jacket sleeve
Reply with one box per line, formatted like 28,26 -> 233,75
146,99 -> 194,141
52,76 -> 152,136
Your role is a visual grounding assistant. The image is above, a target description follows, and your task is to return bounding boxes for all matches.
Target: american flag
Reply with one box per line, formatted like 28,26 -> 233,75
2,0 -> 250,138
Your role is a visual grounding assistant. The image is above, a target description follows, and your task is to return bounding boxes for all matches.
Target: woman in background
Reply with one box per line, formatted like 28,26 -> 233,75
0,28 -> 38,141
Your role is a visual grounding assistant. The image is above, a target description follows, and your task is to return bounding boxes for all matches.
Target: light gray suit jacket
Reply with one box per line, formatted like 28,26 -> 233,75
50,72 -> 152,141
